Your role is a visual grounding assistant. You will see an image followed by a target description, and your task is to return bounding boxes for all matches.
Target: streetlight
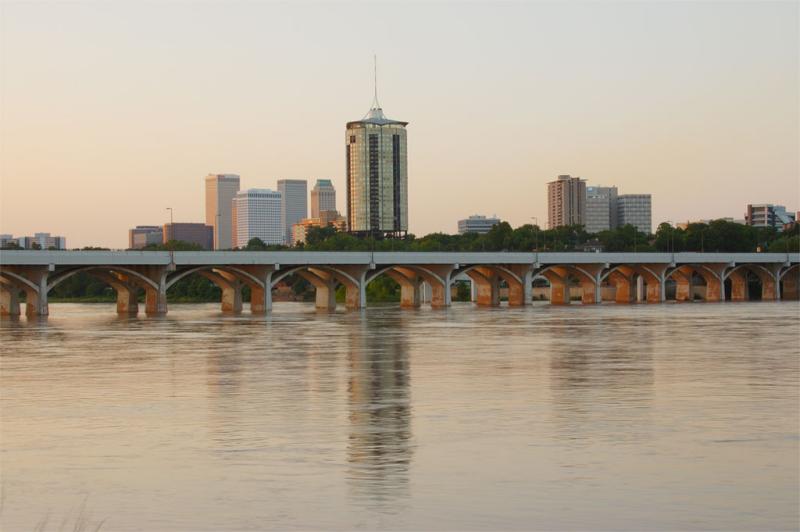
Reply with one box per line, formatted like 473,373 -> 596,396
530,217 -> 539,251
166,207 -> 173,225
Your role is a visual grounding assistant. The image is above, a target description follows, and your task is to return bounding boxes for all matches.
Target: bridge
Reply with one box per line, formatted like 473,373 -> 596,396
1,250 -> 798,317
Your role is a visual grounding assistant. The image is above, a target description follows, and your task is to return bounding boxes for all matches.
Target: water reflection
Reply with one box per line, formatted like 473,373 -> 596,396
548,314 -> 655,444
347,314 -> 413,509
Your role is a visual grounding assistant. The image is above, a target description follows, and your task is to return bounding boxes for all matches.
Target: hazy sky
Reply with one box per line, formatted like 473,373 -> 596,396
1,1 -> 797,248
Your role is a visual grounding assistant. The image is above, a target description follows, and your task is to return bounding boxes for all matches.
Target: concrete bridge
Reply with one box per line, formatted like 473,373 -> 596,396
1,250 -> 798,317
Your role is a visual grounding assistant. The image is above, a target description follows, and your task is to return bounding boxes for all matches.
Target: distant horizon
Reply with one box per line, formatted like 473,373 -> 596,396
1,1 -> 797,247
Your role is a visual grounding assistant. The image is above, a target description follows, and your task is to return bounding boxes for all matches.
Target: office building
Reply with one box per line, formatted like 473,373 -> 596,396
617,194 -> 652,234
457,215 -> 501,235
292,210 -> 348,244
0,234 -> 15,248
346,92 -> 408,237
277,179 -> 307,244
585,186 -> 618,233
205,174 -> 240,249
163,223 -> 213,250
9,233 -> 67,249
128,225 -> 163,249
745,204 -> 796,231
547,175 -> 586,229
233,189 -> 284,248
311,179 -> 337,218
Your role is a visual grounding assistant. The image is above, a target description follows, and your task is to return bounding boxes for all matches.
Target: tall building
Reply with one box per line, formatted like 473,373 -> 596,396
163,223 -> 213,250
311,179 -> 336,218
547,175 -> 586,229
128,225 -> 163,249
585,186 -> 618,233
205,174 -> 240,250
617,194 -> 652,234
277,179 -> 307,245
458,215 -> 501,235
346,91 -> 408,237
233,189 -> 284,247
745,204 -> 795,231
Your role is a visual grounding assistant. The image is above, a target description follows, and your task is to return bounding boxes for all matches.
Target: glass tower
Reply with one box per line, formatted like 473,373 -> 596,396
346,100 -> 408,237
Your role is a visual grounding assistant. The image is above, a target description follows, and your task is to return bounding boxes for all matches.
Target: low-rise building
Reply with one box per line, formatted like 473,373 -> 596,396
745,204 -> 796,232
162,223 -> 213,250
128,225 -> 163,249
457,215 -> 501,235
7,232 -> 67,249
292,210 -> 347,244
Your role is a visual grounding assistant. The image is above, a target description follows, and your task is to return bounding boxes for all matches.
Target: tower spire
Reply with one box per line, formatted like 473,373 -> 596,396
372,54 -> 380,110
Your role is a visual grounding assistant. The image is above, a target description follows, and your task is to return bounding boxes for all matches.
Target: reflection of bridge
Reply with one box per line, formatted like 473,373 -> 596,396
1,251 -> 798,317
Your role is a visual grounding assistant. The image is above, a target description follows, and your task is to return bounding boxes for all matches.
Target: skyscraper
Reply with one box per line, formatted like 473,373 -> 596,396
232,189 -> 284,247
585,186 -> 618,233
205,174 -> 240,249
617,194 -> 652,234
346,79 -> 408,237
310,179 -> 336,218
547,175 -> 586,229
277,179 -> 308,245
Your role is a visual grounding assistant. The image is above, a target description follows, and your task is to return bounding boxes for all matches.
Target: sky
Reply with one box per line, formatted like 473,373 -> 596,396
1,0 -> 797,248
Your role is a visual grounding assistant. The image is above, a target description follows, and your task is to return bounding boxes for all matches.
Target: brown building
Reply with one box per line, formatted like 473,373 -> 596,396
292,210 -> 347,245
163,223 -> 213,250
547,174 -> 586,229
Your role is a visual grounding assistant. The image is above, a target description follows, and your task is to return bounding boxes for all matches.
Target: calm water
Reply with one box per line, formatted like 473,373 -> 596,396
1,302 -> 798,531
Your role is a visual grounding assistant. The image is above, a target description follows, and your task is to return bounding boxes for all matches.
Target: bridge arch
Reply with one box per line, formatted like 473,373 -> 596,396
779,264 -> 799,300
722,264 -> 776,301
271,265 -> 364,311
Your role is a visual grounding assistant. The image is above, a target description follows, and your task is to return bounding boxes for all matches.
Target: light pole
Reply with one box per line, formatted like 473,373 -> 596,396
530,217 -> 539,251
166,207 -> 173,225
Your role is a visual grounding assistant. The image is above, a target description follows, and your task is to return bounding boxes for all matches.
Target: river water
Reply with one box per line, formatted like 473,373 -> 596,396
1,302 -> 798,531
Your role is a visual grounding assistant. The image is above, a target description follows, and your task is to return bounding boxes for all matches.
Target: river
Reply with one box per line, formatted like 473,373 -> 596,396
1,302 -> 798,530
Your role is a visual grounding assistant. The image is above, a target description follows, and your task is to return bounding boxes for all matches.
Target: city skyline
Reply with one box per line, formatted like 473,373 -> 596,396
1,2 -> 797,248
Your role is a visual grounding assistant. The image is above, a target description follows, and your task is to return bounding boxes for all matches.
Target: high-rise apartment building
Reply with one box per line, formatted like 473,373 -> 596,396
232,189 -> 284,247
205,174 -> 240,250
311,179 -> 336,218
585,186 -> 618,233
277,180 -> 307,245
745,204 -> 796,231
458,215 -> 501,235
128,225 -> 163,249
547,175 -> 586,229
346,96 -> 408,237
617,194 -> 652,234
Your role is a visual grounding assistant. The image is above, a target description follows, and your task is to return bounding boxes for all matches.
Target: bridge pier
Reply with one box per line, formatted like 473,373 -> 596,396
0,284 -> 20,316
783,275 -> 799,300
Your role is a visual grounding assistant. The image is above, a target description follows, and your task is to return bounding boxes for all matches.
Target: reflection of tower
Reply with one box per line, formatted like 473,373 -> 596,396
347,315 -> 412,507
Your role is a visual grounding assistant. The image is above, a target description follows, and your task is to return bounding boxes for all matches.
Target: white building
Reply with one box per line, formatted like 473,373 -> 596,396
346,94 -> 409,237
232,189 -> 284,247
617,194 -> 652,234
458,215 -> 501,234
205,174 -> 241,249
277,179 -> 308,245
585,186 -> 618,233
311,179 -> 336,218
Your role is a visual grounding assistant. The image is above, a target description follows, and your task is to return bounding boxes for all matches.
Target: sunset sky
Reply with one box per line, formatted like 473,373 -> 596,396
1,1 -> 797,248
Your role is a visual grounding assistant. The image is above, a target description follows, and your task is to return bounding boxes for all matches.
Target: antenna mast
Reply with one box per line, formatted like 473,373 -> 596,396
373,54 -> 380,109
